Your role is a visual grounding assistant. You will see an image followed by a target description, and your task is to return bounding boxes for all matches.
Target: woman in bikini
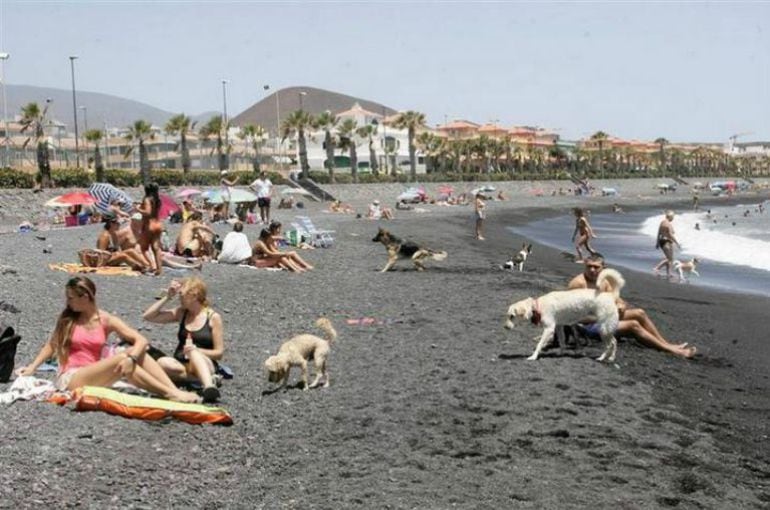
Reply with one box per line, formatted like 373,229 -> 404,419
267,221 -> 314,271
142,277 -> 225,403
571,207 -> 598,263
138,182 -> 164,275
17,276 -> 199,403
251,228 -> 304,272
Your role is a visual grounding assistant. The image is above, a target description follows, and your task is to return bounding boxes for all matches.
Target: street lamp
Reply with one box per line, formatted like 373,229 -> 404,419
0,52 -> 9,168
221,79 -> 229,169
263,84 -> 282,171
299,91 -> 307,112
69,56 -> 80,168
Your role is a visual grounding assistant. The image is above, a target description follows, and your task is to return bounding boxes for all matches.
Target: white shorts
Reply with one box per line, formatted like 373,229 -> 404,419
55,369 -> 79,391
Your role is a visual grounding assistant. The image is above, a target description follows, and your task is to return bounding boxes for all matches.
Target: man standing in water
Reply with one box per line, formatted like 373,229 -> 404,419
653,210 -> 680,279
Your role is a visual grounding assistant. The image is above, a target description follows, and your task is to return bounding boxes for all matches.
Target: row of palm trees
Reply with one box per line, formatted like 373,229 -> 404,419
16,100 -> 770,186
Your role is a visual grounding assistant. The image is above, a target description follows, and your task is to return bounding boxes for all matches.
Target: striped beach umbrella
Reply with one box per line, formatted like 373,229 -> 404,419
87,183 -> 135,215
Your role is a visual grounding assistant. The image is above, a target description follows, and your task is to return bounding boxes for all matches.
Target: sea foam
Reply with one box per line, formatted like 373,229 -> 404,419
640,210 -> 770,272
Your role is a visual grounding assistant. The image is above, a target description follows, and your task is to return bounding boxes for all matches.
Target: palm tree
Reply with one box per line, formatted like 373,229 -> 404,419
392,110 -> 426,181
19,102 -> 53,186
84,129 -> 105,182
281,110 -> 314,178
589,131 -> 610,179
238,124 -> 268,174
337,118 -> 359,183
416,132 -> 444,174
199,116 -> 228,171
313,111 -> 338,182
165,114 -> 195,178
654,137 -> 669,178
123,120 -> 154,185
357,124 -> 379,176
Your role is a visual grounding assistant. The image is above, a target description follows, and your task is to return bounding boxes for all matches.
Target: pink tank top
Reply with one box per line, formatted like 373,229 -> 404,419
61,316 -> 108,373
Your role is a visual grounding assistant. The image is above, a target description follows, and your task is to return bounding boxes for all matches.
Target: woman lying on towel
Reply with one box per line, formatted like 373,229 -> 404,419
16,276 -> 200,403
142,277 -> 224,403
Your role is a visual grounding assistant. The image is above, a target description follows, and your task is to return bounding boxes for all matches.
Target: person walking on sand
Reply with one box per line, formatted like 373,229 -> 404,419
474,193 -> 486,240
249,170 -> 273,224
568,256 -> 696,359
571,207 -> 597,262
16,276 -> 200,402
653,210 -> 680,279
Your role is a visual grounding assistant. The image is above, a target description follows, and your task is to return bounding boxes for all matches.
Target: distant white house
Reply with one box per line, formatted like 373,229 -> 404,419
730,141 -> 770,157
301,103 -> 427,174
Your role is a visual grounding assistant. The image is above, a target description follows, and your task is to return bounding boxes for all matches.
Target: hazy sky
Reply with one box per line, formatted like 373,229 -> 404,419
1,1 -> 768,142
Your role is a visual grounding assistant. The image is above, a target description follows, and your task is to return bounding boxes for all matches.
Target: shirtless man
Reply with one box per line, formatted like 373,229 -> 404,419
175,212 -> 216,258
96,218 -> 151,270
653,210 -> 680,278
568,255 -> 696,358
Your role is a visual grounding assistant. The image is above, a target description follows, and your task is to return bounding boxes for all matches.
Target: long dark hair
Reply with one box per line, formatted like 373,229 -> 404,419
144,182 -> 161,219
51,276 -> 96,366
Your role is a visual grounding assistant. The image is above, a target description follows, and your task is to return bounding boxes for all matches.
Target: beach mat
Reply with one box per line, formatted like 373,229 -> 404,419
49,263 -> 140,276
72,386 -> 233,426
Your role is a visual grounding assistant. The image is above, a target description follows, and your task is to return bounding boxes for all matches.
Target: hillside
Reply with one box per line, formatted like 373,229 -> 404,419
230,85 -> 398,133
4,84 -> 183,131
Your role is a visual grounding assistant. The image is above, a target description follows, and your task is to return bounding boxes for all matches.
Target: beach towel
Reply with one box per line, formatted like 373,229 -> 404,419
0,376 -> 58,404
72,386 -> 233,426
49,263 -> 140,276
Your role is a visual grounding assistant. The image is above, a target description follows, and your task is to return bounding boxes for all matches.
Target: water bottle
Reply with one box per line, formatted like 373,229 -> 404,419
184,332 -> 193,360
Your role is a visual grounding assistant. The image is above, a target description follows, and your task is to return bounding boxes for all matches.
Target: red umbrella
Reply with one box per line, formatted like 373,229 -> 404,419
158,194 -> 180,220
45,192 -> 98,208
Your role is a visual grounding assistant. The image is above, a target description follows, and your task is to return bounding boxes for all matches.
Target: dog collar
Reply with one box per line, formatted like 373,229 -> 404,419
530,299 -> 541,325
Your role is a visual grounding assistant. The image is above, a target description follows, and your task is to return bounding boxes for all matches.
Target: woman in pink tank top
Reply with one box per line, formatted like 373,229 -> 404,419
17,276 -> 200,403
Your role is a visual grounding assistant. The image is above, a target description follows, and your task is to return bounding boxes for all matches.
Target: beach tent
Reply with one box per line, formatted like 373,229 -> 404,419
601,187 -> 618,197
397,186 -> 426,203
158,194 -> 180,220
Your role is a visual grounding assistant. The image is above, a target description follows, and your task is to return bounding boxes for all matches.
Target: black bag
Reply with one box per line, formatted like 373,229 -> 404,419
0,324 -> 21,382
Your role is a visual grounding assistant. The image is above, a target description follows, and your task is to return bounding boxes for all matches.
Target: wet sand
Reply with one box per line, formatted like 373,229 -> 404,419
0,185 -> 768,508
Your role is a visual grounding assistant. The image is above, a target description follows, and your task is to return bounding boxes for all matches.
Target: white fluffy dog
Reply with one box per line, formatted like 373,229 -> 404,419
504,268 -> 625,361
673,258 -> 700,283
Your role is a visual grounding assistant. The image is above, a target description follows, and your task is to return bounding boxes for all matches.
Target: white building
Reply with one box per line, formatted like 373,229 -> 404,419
302,103 -> 427,174
730,141 -> 770,157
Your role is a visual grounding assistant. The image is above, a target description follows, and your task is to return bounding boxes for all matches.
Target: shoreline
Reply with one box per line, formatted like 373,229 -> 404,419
0,184 -> 768,507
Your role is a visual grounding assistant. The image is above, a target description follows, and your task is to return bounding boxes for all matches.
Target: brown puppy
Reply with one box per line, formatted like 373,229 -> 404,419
264,318 -> 337,390
372,227 -> 447,272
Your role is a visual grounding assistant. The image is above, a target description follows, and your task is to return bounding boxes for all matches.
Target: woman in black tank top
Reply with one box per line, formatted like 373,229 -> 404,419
142,277 -> 225,403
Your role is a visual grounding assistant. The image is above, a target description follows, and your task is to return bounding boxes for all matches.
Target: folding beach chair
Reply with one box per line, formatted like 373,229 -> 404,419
295,216 -> 335,248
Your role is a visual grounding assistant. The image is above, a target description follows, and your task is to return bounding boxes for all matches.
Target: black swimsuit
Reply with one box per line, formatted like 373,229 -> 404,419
174,309 -> 216,364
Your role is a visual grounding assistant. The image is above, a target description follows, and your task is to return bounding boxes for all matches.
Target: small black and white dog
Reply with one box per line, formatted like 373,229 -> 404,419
503,243 -> 533,271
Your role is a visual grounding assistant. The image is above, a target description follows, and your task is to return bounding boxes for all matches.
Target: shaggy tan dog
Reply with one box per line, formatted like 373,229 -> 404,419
264,318 -> 337,390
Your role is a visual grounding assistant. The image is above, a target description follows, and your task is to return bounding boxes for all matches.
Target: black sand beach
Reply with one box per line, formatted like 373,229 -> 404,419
0,188 -> 768,508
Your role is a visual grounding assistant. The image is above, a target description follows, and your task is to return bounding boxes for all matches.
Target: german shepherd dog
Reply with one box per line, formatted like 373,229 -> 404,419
372,227 -> 448,272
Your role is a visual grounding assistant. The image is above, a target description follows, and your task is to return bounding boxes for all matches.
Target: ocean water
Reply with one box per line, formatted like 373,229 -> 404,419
509,201 -> 770,297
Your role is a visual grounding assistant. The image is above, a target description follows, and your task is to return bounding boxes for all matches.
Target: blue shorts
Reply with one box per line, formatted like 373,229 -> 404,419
579,323 -> 602,339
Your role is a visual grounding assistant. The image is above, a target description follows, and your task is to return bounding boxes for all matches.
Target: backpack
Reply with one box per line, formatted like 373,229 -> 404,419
0,324 -> 21,382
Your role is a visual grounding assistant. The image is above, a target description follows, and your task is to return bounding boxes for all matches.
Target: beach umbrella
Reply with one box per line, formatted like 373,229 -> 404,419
158,194 -> 180,220
206,188 -> 258,204
88,183 -> 135,215
44,191 -> 97,208
175,188 -> 203,198
281,188 -> 313,197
